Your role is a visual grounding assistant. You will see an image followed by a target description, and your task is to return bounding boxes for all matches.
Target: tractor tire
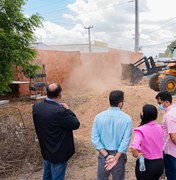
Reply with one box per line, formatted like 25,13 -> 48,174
149,73 -> 160,91
159,76 -> 176,95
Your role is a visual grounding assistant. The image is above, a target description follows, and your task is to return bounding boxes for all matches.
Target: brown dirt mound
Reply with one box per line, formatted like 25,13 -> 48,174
1,80 -> 174,179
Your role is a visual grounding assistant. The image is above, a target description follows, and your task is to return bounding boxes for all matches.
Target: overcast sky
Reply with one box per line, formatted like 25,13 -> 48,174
24,0 -> 176,57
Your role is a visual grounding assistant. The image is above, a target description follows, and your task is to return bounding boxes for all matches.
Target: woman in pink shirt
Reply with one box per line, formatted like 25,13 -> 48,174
131,104 -> 164,180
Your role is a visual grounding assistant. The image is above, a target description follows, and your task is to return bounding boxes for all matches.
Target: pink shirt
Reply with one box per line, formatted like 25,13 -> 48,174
163,103 -> 176,158
131,121 -> 163,160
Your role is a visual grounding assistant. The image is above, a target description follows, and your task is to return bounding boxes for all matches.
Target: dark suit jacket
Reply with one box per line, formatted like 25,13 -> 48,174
32,99 -> 80,163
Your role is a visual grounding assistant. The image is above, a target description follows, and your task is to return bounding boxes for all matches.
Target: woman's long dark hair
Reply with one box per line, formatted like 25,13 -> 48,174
140,104 -> 158,126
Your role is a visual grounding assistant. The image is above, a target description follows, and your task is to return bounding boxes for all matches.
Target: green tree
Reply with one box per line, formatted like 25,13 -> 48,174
161,40 -> 176,58
0,0 -> 42,95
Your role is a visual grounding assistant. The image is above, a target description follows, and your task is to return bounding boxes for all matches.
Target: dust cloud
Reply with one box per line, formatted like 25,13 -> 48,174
63,53 -> 131,93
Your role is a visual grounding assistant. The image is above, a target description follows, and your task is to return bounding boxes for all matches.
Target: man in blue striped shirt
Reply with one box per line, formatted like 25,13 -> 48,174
91,90 -> 132,180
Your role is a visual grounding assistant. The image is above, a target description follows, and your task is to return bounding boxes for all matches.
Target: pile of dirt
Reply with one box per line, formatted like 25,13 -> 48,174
1,80 -> 175,179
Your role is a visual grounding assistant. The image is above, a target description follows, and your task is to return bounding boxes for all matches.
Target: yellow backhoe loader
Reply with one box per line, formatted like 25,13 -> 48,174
121,56 -> 176,95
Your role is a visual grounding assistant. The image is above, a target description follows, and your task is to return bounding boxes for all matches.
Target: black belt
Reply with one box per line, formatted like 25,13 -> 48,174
106,150 -> 118,155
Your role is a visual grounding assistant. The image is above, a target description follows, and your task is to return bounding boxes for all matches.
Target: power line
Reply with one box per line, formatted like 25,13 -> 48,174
32,1 -> 125,25
25,0 -> 68,11
30,0 -> 131,19
143,17 -> 176,35
25,0 -> 176,38
24,0 -> 175,51
142,41 -> 172,47
40,8 -> 68,16
36,1 -> 176,40
38,0 -> 133,26
43,19 -> 75,26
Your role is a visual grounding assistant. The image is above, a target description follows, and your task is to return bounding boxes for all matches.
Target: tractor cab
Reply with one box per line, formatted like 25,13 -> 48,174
172,48 -> 176,60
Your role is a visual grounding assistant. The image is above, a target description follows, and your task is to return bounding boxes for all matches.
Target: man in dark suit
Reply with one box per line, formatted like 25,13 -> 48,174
32,83 -> 80,180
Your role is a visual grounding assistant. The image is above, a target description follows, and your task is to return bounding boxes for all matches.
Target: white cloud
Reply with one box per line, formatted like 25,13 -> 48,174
33,0 -> 176,57
146,0 -> 176,21
35,21 -> 87,44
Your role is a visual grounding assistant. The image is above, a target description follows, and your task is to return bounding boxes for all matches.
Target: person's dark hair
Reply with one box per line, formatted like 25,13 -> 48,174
155,91 -> 172,103
140,104 -> 157,126
46,84 -> 62,99
109,90 -> 124,107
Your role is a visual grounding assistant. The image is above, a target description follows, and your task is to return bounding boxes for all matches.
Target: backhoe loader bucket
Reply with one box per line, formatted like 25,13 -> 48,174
121,63 -> 143,84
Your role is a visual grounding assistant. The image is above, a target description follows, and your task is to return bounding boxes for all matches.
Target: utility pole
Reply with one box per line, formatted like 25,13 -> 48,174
84,26 -> 93,52
135,0 -> 139,52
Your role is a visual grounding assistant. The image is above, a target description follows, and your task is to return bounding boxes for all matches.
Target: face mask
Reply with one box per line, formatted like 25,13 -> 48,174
157,104 -> 165,110
140,113 -> 143,120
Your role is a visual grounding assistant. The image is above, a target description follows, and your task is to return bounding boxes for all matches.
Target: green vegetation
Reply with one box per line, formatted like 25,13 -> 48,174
0,0 -> 42,95
159,40 -> 176,58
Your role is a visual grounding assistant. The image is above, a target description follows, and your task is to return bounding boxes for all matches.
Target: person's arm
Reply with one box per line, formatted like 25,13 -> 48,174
167,114 -> 176,145
118,119 -> 132,154
104,152 -> 122,171
59,108 -> 80,130
91,117 -> 105,151
60,103 -> 70,109
131,148 -> 139,158
130,129 -> 143,158
105,118 -> 132,171
98,149 -> 109,158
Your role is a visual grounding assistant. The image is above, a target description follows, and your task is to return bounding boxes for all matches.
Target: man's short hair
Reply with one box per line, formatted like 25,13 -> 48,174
46,84 -> 62,99
109,90 -> 124,107
155,91 -> 172,103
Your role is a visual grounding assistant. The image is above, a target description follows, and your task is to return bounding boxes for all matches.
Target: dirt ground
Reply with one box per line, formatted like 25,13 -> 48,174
1,77 -> 175,180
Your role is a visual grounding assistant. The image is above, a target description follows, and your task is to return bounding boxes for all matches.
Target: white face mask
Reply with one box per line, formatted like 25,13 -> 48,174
157,104 -> 165,110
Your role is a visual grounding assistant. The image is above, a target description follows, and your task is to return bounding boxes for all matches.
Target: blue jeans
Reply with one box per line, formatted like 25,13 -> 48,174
43,160 -> 67,180
164,154 -> 176,180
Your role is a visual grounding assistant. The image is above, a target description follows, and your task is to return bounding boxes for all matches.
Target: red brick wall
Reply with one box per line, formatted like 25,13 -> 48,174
35,50 -> 81,84
15,49 -> 141,96
61,51 -> 142,90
